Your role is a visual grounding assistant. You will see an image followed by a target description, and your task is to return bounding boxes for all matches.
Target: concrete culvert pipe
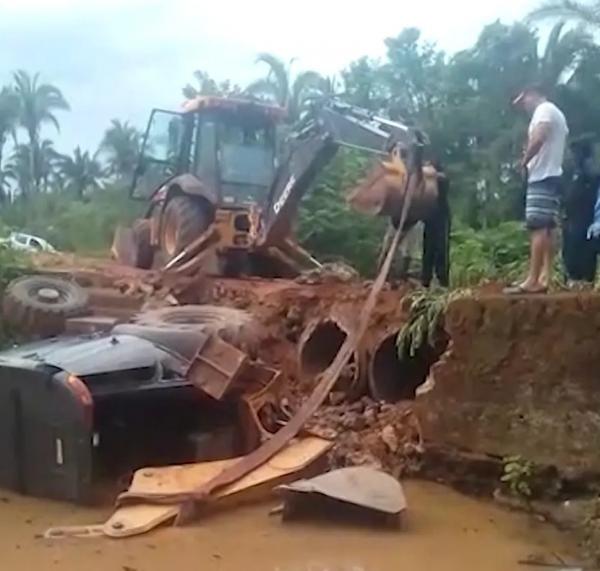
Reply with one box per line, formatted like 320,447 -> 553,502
368,333 -> 438,403
298,318 -> 362,396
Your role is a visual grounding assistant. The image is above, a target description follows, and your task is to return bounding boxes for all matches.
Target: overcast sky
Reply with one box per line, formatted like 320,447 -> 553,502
0,0 -> 539,154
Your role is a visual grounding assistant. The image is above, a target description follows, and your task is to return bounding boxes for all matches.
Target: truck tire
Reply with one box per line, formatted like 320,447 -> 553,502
159,196 -> 211,261
3,276 -> 89,338
132,219 -> 154,269
133,305 -> 263,355
112,322 -> 209,362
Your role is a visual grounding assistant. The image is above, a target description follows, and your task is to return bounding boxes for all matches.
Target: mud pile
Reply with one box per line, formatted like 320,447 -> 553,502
307,399 -> 422,477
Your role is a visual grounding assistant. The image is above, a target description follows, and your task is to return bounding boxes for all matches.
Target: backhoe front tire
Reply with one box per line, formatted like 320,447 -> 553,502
159,196 -> 211,262
132,219 -> 154,270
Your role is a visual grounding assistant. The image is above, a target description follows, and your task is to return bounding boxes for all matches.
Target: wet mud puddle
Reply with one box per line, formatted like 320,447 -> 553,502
0,480 -> 575,571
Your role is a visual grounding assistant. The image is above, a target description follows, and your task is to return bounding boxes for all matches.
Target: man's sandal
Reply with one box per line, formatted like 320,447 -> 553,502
502,284 -> 548,295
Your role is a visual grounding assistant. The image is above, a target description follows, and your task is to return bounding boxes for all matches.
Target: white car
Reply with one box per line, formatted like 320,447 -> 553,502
0,232 -> 57,253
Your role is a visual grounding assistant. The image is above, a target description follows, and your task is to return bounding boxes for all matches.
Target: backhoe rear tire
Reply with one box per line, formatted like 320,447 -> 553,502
160,196 -> 211,262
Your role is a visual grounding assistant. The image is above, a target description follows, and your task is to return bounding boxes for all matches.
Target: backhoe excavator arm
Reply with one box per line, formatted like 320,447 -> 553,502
258,100 -> 424,247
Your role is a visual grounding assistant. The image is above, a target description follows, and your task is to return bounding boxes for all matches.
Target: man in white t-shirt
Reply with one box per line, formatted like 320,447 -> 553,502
507,85 -> 569,294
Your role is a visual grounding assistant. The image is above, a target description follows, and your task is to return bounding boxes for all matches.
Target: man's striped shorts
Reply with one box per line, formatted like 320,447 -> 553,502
525,176 -> 562,231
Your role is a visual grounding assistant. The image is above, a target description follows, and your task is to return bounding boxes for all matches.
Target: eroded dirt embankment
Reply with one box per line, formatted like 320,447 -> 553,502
418,293 -> 600,479
412,292 -> 600,563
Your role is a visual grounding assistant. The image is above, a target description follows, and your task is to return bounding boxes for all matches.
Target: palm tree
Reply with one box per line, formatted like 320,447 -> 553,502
245,53 -> 329,121
537,21 -> 595,89
37,139 -> 62,193
182,70 -> 241,99
6,139 -> 62,196
529,1 -> 600,27
100,119 -> 141,180
0,166 -> 14,203
0,87 -> 19,171
6,144 -> 33,197
56,147 -> 103,198
12,70 -> 69,192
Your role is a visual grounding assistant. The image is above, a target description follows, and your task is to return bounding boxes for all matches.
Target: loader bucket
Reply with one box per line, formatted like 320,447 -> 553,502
348,158 -> 438,225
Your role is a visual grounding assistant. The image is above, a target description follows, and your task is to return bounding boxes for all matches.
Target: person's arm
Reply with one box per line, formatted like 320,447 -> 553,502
521,122 -> 551,168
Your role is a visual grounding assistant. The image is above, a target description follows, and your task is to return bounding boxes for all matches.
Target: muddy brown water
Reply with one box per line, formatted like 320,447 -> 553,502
0,481 -> 575,571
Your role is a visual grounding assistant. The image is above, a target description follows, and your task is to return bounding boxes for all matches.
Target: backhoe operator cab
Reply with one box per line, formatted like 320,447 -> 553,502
130,97 -> 286,268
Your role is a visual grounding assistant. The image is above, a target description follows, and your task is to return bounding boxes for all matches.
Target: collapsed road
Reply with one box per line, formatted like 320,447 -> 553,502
1,255 -> 600,554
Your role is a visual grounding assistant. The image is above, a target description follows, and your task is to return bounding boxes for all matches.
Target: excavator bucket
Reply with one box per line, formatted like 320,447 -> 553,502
348,155 -> 439,225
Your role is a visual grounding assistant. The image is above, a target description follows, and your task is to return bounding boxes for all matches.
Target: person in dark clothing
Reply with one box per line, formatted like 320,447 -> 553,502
422,162 -> 451,287
562,137 -> 599,284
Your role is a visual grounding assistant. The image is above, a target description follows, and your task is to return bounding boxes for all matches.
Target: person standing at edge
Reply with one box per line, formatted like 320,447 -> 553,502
422,160 -> 451,288
506,85 -> 569,294
563,136 -> 599,285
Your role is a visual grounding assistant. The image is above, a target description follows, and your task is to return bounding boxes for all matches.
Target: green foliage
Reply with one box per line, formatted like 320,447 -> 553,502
182,70 -> 242,100
397,290 -> 449,358
298,150 -> 386,276
396,289 -> 469,357
341,21 -> 600,231
55,146 -> 103,198
342,57 -> 389,111
450,222 -> 530,286
0,243 -> 30,289
501,455 -> 533,499
245,54 -> 331,121
11,70 -> 69,194
0,87 -> 19,189
529,0 -> 600,28
0,185 -> 142,254
100,119 -> 141,181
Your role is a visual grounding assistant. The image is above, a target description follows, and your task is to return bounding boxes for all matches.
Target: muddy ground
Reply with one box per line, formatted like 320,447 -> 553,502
0,481 -> 576,571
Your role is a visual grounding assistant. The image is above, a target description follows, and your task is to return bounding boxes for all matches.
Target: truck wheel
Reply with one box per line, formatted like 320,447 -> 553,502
160,196 -> 211,261
3,276 -> 89,337
132,219 -> 154,269
133,305 -> 263,355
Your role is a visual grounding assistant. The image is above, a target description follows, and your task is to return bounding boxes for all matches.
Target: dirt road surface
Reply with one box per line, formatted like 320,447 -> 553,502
0,481 -> 573,571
